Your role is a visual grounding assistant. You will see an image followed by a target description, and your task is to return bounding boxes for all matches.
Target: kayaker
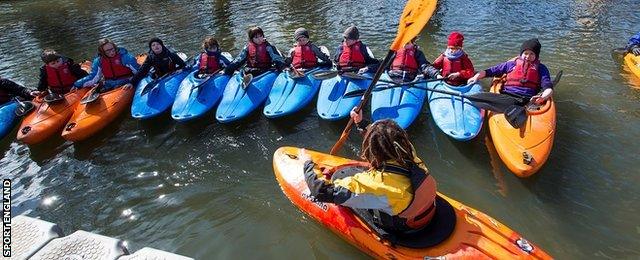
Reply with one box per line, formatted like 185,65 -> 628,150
0,76 -> 40,104
196,36 -> 231,77
334,26 -> 380,74
74,38 -> 140,92
299,109 -> 437,233
38,49 -> 89,94
386,37 -> 439,82
285,28 -> 332,70
432,31 -> 475,86
124,37 -> 187,89
627,32 -> 640,55
223,26 -> 286,77
467,38 -> 553,105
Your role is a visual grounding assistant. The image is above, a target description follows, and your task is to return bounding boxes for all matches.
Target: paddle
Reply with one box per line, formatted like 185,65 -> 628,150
192,68 -> 224,90
311,67 -> 360,81
80,84 -> 102,104
330,0 -> 438,155
14,97 -> 35,117
241,72 -> 253,89
504,70 -> 563,128
43,89 -> 65,103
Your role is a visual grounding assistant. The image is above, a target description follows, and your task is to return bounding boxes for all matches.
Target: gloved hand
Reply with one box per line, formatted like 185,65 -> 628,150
632,46 -> 640,56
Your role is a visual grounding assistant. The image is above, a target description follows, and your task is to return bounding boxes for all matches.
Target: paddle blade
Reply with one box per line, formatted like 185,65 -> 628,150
288,68 -> 306,79
389,0 -> 438,51
311,70 -> 339,80
80,86 -> 101,104
341,72 -> 369,81
505,105 -> 527,128
15,101 -> 35,117
43,93 -> 65,103
242,73 -> 253,89
344,89 -> 367,98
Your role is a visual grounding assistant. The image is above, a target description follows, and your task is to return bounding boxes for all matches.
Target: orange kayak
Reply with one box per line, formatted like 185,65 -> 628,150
273,146 -> 552,259
61,86 -> 134,142
17,61 -> 92,144
17,88 -> 89,144
487,79 -> 556,177
624,53 -> 640,79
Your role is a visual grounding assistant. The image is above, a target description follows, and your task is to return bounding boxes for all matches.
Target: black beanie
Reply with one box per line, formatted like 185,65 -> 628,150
148,37 -> 164,49
343,26 -> 360,40
520,38 -> 541,57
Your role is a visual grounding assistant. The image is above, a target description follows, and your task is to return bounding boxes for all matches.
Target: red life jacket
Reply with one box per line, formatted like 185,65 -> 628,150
291,43 -> 318,69
338,41 -> 366,69
505,58 -> 541,89
199,52 -> 221,73
390,46 -> 419,73
440,53 -> 465,77
45,62 -> 77,94
100,52 -> 133,80
247,42 -> 272,69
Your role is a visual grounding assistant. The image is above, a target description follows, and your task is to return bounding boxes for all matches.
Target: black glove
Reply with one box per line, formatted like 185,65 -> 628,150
632,46 -> 640,56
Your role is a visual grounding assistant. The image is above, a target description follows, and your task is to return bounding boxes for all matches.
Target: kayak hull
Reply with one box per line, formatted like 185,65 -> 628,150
273,147 -> 551,259
62,86 -> 134,141
171,70 -> 231,122
426,82 -> 484,141
0,101 -> 18,139
263,68 -> 323,118
216,71 -> 278,123
371,73 -> 426,129
624,53 -> 640,79
17,88 -> 89,144
131,70 -> 191,119
317,73 -> 372,120
488,79 -> 556,177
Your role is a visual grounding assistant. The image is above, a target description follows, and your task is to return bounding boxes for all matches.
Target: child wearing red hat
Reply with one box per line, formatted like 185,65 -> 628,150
432,31 -> 475,86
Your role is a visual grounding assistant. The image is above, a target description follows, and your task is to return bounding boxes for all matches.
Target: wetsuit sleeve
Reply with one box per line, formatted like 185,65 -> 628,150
416,50 -> 439,78
360,43 -> 380,72
0,78 -> 32,99
38,66 -> 48,91
123,52 -> 141,75
484,61 -> 515,78
628,32 -> 640,48
459,54 -> 475,80
224,46 -> 249,74
267,45 -> 286,70
333,45 -> 343,65
384,52 -> 397,70
432,53 -> 444,70
538,64 -> 553,90
170,52 -> 186,70
74,56 -> 101,88
68,59 -> 89,79
311,44 -> 332,67
219,53 -> 232,67
130,55 -> 152,86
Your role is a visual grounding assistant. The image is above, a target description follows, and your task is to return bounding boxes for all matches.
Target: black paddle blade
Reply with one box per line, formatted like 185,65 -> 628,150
43,93 -> 65,103
504,105 -> 528,128
552,70 -> 563,86
466,92 -> 523,112
15,101 -> 35,116
311,70 -> 339,80
242,74 -> 253,89
341,72 -> 369,80
288,68 -> 306,79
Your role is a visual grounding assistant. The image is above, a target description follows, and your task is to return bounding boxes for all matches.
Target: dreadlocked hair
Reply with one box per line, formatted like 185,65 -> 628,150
360,119 -> 415,169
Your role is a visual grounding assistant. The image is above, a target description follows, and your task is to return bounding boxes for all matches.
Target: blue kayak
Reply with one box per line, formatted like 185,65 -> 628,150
171,70 -> 231,122
216,71 -> 278,123
0,101 -> 18,139
370,73 -> 427,129
263,68 -> 323,118
131,69 -> 191,119
317,73 -> 372,120
426,81 -> 484,141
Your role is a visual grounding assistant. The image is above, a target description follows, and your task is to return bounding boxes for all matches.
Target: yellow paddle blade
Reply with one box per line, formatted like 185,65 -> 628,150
389,0 -> 438,51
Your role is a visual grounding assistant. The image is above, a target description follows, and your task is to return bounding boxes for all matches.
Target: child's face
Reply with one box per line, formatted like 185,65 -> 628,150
296,36 -> 309,46
344,38 -> 357,46
447,46 -> 461,51
207,45 -> 218,52
46,58 -> 62,68
151,42 -> 163,54
252,34 -> 265,45
521,50 -> 536,62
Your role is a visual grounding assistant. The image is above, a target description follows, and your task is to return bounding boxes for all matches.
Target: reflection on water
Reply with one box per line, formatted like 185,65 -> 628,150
1,0 -> 640,258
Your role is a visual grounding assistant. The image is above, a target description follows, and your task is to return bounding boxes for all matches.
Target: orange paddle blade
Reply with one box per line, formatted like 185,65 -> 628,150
389,0 -> 438,51
136,53 -> 148,65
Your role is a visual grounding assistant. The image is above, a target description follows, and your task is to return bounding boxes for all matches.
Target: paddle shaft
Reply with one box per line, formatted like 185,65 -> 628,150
330,50 -> 394,155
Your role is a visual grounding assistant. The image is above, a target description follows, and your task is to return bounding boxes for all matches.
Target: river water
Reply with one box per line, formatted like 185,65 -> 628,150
1,0 -> 639,259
